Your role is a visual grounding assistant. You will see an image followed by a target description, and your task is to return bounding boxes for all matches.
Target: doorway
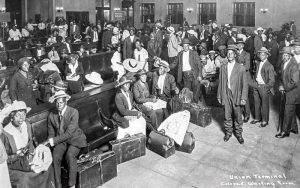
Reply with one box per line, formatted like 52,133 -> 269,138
66,11 -> 89,32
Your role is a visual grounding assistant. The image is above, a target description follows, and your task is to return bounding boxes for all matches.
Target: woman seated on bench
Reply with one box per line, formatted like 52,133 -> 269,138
0,101 -> 54,188
65,54 -> 84,94
113,76 -> 146,139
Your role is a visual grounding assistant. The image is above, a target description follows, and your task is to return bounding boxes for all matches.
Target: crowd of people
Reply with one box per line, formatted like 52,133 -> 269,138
0,16 -> 299,188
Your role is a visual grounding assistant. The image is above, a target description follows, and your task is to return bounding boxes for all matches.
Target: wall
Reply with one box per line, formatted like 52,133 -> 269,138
133,0 -> 300,36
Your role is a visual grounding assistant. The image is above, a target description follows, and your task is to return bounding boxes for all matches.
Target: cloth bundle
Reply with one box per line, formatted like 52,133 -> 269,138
143,99 -> 167,110
29,144 -> 53,173
158,110 -> 190,146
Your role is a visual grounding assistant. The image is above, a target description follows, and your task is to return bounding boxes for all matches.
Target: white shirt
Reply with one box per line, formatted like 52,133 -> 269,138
66,43 -> 71,53
285,39 -> 290,47
130,35 -> 135,43
283,59 -> 291,70
38,22 -> 46,30
157,73 -> 167,94
93,31 -> 98,42
22,28 -> 30,37
134,48 -> 149,71
182,51 -> 191,71
122,30 -> 130,41
9,29 -> 22,41
121,89 -> 132,110
294,54 -> 300,63
256,59 -> 267,84
227,61 -> 236,89
203,58 -> 217,75
4,122 -> 29,152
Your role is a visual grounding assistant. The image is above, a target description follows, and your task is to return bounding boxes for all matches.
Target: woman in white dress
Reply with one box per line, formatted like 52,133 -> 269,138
111,45 -> 125,80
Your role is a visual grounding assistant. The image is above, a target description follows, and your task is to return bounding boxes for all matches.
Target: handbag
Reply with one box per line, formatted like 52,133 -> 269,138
175,132 -> 195,153
147,129 -> 175,158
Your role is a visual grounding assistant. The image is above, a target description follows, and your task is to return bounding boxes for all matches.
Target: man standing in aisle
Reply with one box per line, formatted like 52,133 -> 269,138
217,45 -> 248,144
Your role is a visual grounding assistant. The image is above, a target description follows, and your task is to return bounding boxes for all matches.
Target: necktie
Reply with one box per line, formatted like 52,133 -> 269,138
59,112 -> 63,134
138,54 -> 141,61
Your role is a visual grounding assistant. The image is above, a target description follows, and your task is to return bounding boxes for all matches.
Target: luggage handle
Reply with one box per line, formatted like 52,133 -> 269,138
158,129 -> 173,147
159,129 -> 165,135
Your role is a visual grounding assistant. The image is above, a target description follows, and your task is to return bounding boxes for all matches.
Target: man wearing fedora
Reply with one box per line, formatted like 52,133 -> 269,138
250,47 -> 275,128
254,27 -> 265,55
217,44 -> 248,144
154,22 -> 163,46
44,91 -> 87,188
236,38 -> 252,123
123,27 -> 138,59
276,46 -> 300,138
167,26 -> 178,67
170,38 -> 202,103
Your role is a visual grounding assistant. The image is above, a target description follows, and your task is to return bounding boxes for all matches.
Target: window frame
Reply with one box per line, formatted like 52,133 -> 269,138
197,3 -> 216,25
141,3 -> 155,23
233,2 -> 255,27
167,3 -> 183,25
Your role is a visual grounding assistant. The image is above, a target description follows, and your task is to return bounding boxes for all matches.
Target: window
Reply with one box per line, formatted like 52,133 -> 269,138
168,3 -> 183,24
233,2 -> 255,27
96,0 -> 110,7
141,4 -> 155,23
96,0 -> 111,22
198,3 -> 216,25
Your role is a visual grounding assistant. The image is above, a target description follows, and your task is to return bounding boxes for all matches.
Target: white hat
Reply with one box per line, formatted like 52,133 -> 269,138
256,27 -> 264,31
123,59 -> 144,73
10,101 -> 31,114
154,59 -> 170,72
167,26 -> 175,34
49,90 -> 71,103
85,72 -> 103,85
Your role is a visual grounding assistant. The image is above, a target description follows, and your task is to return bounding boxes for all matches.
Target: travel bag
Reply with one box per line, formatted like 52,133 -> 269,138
175,132 -> 195,153
184,103 -> 212,127
147,130 -> 175,158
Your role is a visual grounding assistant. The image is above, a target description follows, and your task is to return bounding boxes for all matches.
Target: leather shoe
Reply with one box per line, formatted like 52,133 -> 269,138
243,117 -> 250,123
236,136 -> 244,144
275,132 -> 290,138
259,122 -> 268,128
250,120 -> 260,124
223,134 -> 231,142
291,130 -> 298,134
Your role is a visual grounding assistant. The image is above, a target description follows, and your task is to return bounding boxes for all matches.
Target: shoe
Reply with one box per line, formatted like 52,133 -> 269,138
259,122 -> 268,128
223,134 -> 231,142
236,136 -> 244,144
243,117 -> 250,123
250,120 -> 260,124
275,132 -> 290,138
291,130 -> 298,134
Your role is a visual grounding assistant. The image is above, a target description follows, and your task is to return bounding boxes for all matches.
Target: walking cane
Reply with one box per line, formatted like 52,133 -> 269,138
277,91 -> 285,132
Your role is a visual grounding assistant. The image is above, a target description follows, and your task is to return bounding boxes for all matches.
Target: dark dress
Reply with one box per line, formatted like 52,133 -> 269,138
9,71 -> 37,107
65,61 -> 84,94
0,121 -> 55,188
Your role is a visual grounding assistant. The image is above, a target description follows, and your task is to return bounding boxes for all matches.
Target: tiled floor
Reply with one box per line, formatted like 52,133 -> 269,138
101,102 -> 300,188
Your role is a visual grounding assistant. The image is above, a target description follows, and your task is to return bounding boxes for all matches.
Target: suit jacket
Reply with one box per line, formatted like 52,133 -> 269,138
69,24 -> 80,36
133,81 -> 152,104
237,50 -> 251,71
154,29 -> 163,46
152,73 -> 176,100
147,39 -> 162,59
255,60 -> 275,89
170,50 -> 201,84
47,106 -> 87,148
123,36 -> 138,59
57,42 -> 73,54
280,57 -> 300,104
265,39 -> 279,67
217,62 -> 248,105
254,35 -> 264,54
89,30 -> 99,42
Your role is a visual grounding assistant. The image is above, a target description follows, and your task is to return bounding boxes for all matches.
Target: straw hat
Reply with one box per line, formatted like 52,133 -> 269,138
49,90 -> 71,103
10,101 -> 31,113
167,26 -> 175,34
123,59 -> 144,73
50,80 -> 68,90
115,76 -> 132,88
257,47 -> 271,56
235,38 -> 245,44
85,72 -> 103,85
226,44 -> 238,54
280,46 -> 293,55
154,60 -> 170,72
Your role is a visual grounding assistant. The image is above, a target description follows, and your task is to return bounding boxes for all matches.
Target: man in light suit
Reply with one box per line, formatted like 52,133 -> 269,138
250,47 -> 275,128
69,21 -> 80,39
236,38 -> 252,123
44,91 -> 87,188
123,27 -> 138,59
217,44 -> 248,144
170,38 -> 202,103
276,47 -> 300,138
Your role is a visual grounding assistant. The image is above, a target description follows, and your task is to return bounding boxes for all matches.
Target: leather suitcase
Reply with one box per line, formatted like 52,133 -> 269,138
185,103 -> 212,127
77,150 -> 117,188
175,132 -> 195,153
147,130 -> 175,158
109,133 -> 146,164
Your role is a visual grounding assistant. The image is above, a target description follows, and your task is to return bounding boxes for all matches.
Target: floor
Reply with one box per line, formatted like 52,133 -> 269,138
100,93 -> 300,188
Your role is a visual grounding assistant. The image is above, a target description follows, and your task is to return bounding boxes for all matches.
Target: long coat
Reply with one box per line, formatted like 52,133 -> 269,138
280,58 -> 300,104
170,50 -> 201,84
47,106 -> 87,148
123,36 -> 138,59
9,71 -> 37,107
265,39 -> 279,67
217,62 -> 248,105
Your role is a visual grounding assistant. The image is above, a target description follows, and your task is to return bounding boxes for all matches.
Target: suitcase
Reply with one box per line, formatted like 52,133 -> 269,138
175,132 -> 195,153
109,133 -> 146,164
185,103 -> 212,127
147,130 -> 175,158
77,150 -> 117,188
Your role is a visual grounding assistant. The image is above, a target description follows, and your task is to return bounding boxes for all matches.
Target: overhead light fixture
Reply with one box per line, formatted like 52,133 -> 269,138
56,7 -> 64,12
260,8 -> 268,13
186,8 -> 193,13
0,7 -> 6,12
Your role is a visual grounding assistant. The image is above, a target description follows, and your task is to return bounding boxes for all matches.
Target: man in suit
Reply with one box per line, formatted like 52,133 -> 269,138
236,38 -> 252,123
89,26 -> 99,43
217,44 -> 248,144
276,47 -> 300,138
250,47 -> 275,127
254,27 -> 265,55
123,27 -> 138,59
154,22 -> 163,46
170,38 -> 202,103
69,21 -> 80,39
290,20 -> 296,37
147,32 -> 162,70
44,91 -> 87,188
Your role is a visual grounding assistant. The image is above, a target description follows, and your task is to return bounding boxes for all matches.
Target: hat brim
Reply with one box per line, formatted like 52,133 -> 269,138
115,80 -> 132,88
123,59 -> 144,73
50,84 -> 67,90
49,94 -> 71,103
258,51 -> 271,56
11,106 -> 31,114
85,74 -> 104,85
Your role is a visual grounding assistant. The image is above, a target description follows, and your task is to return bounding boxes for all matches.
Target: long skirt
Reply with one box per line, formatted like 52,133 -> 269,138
0,162 -> 11,188
9,165 -> 55,188
117,116 -> 146,139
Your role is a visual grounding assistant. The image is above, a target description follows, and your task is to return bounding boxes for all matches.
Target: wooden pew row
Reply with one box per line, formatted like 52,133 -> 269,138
27,82 -> 119,153
3,37 -> 48,50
